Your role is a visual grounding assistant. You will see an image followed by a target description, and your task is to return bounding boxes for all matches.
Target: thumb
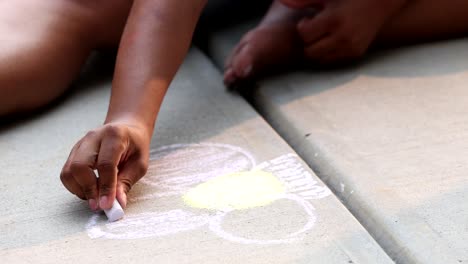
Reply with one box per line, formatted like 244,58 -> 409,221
116,182 -> 129,209
116,159 -> 148,209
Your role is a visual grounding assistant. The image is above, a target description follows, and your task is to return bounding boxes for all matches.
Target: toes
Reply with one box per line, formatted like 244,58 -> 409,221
223,68 -> 237,87
224,40 -> 249,70
231,44 -> 255,80
223,44 -> 256,89
224,38 -> 257,88
224,23 -> 301,89
224,29 -> 257,70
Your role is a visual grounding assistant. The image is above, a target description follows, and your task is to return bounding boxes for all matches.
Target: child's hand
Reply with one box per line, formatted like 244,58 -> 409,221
60,121 -> 150,211
296,0 -> 406,64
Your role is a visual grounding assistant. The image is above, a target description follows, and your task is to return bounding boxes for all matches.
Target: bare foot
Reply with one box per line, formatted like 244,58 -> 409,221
224,1 -> 310,88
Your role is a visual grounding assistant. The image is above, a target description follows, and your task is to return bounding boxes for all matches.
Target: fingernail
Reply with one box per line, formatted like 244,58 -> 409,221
121,194 -> 128,209
242,65 -> 253,78
99,196 -> 109,209
88,199 -> 98,211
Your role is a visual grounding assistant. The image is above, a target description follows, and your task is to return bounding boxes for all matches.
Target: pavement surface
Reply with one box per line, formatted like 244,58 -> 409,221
0,49 -> 392,263
206,21 -> 468,264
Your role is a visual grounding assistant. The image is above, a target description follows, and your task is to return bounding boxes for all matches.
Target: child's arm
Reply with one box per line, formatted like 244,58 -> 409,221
60,0 -> 207,210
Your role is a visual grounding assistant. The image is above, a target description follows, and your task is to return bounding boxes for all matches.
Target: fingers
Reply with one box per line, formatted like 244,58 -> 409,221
61,143 -> 85,199
304,34 -> 367,64
297,0 -> 379,64
297,15 -> 330,45
61,171 -> 84,200
61,123 -> 150,212
297,14 -> 339,63
303,36 -> 337,61
61,127 -> 130,210
96,126 -> 127,210
116,181 -> 130,209
299,13 -> 366,64
69,132 -> 101,210
116,158 -> 148,209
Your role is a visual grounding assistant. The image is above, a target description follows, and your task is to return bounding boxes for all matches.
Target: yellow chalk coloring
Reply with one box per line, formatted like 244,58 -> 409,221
183,170 -> 285,210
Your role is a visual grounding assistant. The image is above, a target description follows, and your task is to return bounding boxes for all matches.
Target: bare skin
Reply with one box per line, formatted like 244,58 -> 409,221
224,0 -> 468,87
0,0 -> 131,115
60,0 -> 207,211
224,1 -> 311,87
1,0 -> 206,211
2,0 -> 468,212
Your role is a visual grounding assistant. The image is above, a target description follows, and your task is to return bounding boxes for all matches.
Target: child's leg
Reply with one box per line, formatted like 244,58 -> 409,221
224,0 -> 309,87
0,0 -> 131,116
376,0 -> 468,46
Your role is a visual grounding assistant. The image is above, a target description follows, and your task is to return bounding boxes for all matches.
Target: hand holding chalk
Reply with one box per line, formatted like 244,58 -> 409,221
104,199 -> 125,222
59,122 -> 151,214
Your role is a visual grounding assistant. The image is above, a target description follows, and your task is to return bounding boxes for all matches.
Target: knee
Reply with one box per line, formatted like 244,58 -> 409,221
0,71 -> 64,116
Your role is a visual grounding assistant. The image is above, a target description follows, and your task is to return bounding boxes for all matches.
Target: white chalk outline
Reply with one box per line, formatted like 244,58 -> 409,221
87,210 -> 211,240
134,143 -> 256,201
86,143 -> 331,244
208,194 -> 317,245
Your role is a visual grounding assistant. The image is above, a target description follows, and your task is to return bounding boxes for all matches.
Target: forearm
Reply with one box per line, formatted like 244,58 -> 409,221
105,0 -> 207,134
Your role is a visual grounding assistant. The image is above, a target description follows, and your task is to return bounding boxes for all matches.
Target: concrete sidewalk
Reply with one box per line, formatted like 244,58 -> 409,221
206,22 -> 468,264
0,49 -> 391,263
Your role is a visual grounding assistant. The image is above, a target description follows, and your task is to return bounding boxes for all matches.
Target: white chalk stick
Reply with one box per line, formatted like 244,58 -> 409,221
104,199 -> 124,222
